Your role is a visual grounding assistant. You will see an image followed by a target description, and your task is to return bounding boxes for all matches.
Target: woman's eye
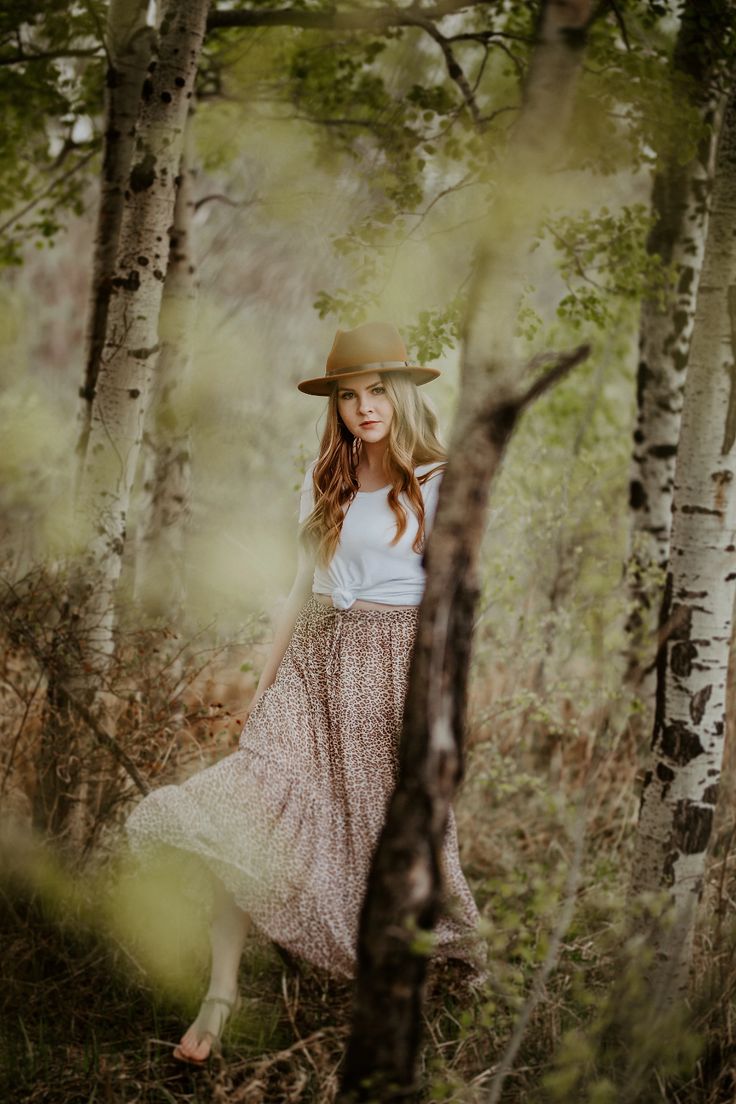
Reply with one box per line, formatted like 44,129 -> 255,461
372,387 -> 385,394
340,392 -> 354,399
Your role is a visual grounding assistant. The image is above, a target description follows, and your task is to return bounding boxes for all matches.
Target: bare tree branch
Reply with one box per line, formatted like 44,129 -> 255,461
207,0 -> 494,33
409,16 -> 483,127
0,590 -> 151,799
194,192 -> 257,211
447,30 -> 534,43
55,685 -> 152,797
0,149 -> 96,238
515,342 -> 592,411
208,0 -> 497,134
590,0 -> 631,48
0,668 -> 45,798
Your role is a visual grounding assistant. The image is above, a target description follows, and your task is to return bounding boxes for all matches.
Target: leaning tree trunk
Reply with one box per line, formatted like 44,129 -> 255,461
76,0 -> 154,466
629,73 -> 736,1002
34,0 -> 211,841
341,1 -> 593,1097
626,0 -> 733,696
133,110 -> 197,621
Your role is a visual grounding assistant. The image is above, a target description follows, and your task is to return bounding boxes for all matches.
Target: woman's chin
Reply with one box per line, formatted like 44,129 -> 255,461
356,427 -> 387,444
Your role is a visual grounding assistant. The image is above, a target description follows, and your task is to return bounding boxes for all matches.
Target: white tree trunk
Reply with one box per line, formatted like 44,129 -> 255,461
630,75 -> 736,998
72,0 -> 210,664
77,0 -> 154,462
33,0 -> 210,840
133,113 -> 197,620
627,0 -> 732,693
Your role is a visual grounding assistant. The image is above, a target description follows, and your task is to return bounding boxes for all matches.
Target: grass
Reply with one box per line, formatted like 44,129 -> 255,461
4,763 -> 736,1104
3,571 -> 736,1102
0,876 -> 350,1103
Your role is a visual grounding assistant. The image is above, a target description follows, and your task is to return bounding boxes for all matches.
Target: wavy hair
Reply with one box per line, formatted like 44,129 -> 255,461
301,371 -> 446,568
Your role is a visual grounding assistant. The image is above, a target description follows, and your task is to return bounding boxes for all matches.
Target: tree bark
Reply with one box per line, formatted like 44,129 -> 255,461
34,0 -> 211,840
133,111 -> 197,621
626,0 -> 734,694
630,73 -> 736,1001
77,0 -> 154,465
340,2 -> 593,1098
73,0 -> 209,663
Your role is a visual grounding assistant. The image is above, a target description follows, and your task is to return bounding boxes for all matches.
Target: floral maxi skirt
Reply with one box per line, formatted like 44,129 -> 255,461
125,595 -> 482,978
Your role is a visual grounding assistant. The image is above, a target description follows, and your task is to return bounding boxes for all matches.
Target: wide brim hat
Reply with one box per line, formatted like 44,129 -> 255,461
297,320 -> 440,396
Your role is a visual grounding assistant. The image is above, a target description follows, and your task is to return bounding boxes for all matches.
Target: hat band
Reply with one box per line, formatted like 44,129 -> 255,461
327,359 -> 411,377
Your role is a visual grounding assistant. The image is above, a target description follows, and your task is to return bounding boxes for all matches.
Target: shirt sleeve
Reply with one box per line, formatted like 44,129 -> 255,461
422,466 -> 444,532
298,461 -> 317,524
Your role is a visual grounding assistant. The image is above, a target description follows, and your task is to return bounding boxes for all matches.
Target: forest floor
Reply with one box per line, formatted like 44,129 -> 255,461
1,878 -> 498,1104
2,598 -> 736,1103
3,769 -> 735,1104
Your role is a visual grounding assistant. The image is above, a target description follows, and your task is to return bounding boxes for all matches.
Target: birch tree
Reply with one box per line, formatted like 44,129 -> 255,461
34,0 -> 211,837
134,114 -> 197,620
341,1 -> 594,1097
77,0 -> 154,465
630,71 -> 736,1000
626,0 -> 734,692
74,0 -> 209,656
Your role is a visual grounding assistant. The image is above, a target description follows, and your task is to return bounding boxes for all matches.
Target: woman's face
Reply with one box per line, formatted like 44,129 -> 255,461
336,372 -> 393,444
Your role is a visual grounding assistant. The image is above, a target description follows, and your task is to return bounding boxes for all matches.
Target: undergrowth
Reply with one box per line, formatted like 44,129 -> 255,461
2,569 -> 736,1102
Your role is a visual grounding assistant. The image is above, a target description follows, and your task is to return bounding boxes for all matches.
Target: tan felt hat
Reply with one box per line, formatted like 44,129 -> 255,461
297,320 -> 440,396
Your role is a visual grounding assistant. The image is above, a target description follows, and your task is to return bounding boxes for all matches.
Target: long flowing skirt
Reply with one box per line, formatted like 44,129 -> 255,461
125,595 -> 483,978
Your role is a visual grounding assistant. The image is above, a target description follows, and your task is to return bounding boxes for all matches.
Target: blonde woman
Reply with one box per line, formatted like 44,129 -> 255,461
125,321 -> 483,1064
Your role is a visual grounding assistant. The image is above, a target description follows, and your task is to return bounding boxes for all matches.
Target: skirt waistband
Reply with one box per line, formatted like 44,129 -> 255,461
305,593 -> 419,622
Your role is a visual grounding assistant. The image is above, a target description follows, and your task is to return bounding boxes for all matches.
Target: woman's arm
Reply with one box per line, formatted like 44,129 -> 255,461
245,541 -> 315,717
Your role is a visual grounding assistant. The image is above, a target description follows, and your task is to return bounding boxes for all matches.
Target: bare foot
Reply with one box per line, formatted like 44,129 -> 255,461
173,991 -> 240,1063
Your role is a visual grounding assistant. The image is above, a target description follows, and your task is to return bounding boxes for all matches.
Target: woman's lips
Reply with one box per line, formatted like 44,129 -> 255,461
360,421 -> 379,426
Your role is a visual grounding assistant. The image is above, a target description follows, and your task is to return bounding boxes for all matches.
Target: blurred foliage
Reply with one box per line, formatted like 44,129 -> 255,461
255,1 -> 686,353
0,0 -> 105,264
0,0 -> 699,622
3,5 -> 736,1096
0,0 -> 710,364
541,203 -> 671,331
2,0 -> 724,642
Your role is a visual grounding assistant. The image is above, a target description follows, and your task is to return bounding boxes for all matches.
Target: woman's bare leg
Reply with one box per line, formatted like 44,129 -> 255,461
174,878 -> 250,1061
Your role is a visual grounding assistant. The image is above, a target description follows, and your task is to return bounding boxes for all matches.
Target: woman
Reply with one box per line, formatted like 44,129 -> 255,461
125,321 -> 483,1064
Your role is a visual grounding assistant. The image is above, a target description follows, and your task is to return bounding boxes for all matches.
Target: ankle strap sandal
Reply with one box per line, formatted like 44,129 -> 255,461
173,992 -> 243,1064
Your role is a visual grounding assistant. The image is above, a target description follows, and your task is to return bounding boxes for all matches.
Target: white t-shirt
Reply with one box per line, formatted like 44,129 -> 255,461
298,460 -> 444,609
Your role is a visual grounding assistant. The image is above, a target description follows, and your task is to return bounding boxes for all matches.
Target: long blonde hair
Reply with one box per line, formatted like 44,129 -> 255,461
301,371 -> 446,568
